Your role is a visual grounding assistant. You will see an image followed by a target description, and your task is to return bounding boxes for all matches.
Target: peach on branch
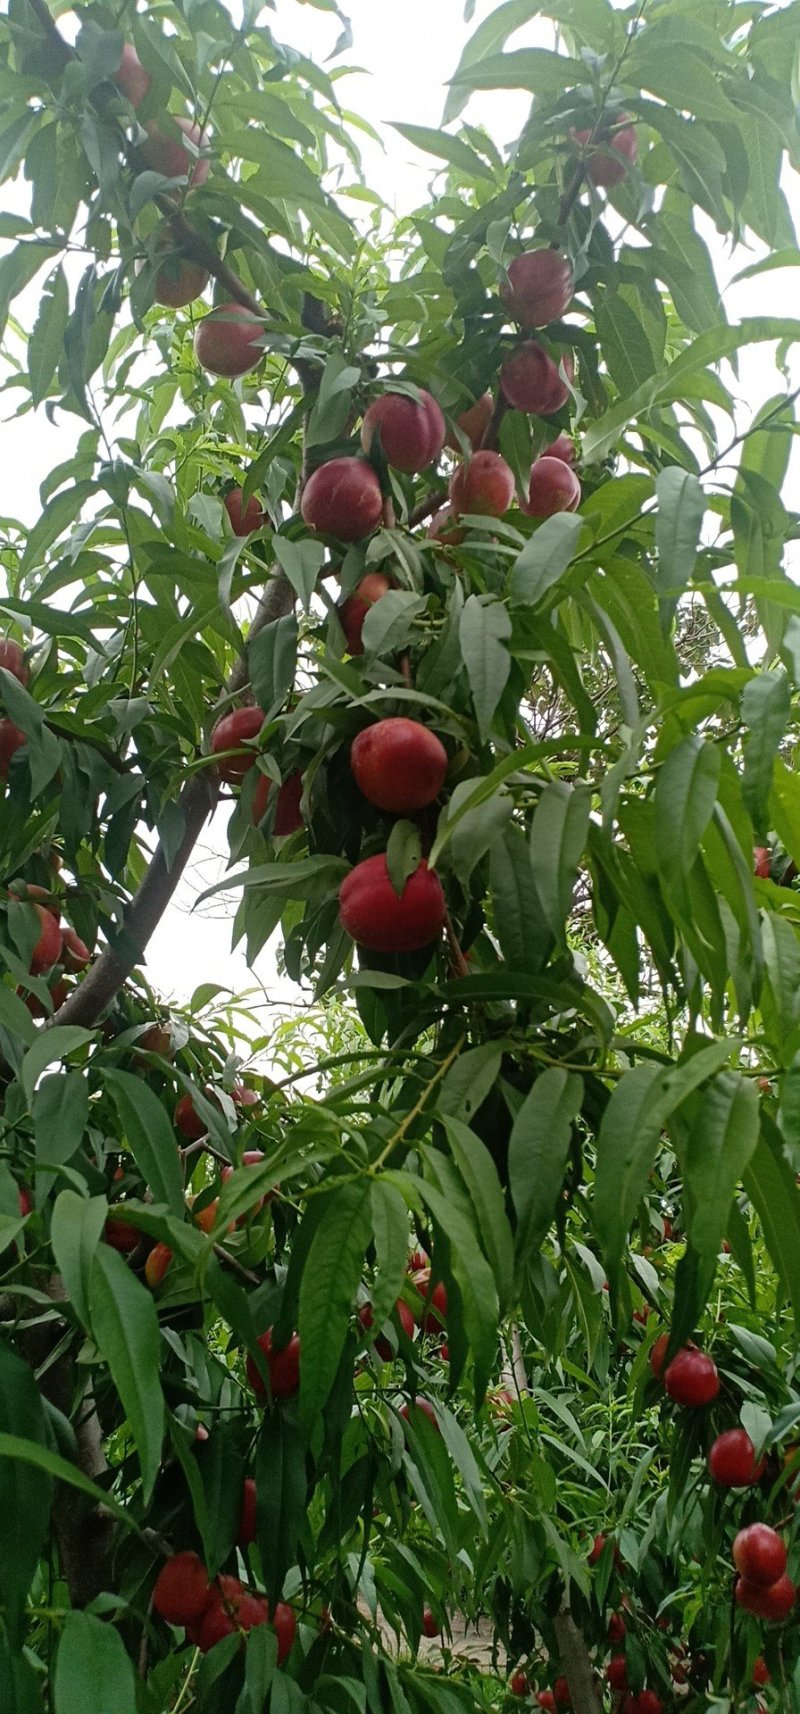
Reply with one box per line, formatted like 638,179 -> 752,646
573,115 -> 638,187
224,488 -> 264,536
210,706 -> 264,782
252,771 -> 304,833
449,450 -> 515,518
500,343 -> 573,415
0,640 -> 29,685
339,855 -> 446,953
524,456 -> 581,517
194,304 -> 263,379
350,718 -> 448,814
445,391 -> 493,452
337,573 -> 393,654
113,42 -> 151,108
361,388 -> 445,473
0,719 -> 27,779
301,457 -> 383,542
500,249 -> 573,328
140,117 -> 209,185
150,224 -> 210,309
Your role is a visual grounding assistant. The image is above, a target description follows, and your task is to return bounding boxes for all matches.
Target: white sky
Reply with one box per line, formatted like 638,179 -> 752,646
1,0 -> 799,1050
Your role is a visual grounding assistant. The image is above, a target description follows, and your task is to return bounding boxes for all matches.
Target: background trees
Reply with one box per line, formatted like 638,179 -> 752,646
1,0 -> 800,1707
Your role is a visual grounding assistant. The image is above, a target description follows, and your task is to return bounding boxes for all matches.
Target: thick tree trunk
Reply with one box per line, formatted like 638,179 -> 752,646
553,1612 -> 603,1714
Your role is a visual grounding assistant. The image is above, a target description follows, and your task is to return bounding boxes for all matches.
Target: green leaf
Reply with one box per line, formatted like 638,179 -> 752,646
0,1435 -> 142,1534
442,1116 -> 514,1315
439,1042 -> 504,1127
417,1172 -> 499,1402
32,1072 -> 89,1205
0,985 -> 36,1046
509,1070 -> 583,1265
385,819 -> 422,896
654,736 -> 720,909
272,537 -> 325,611
0,1637 -> 44,1714
361,590 -> 427,657
655,467 -> 705,608
741,671 -> 791,834
50,1192 -> 107,1329
489,824 -> 552,971
391,123 -> 495,181
761,914 -> 800,1056
20,1027 -> 95,1106
596,291 -> 663,395
54,1612 -> 137,1714
459,595 -> 511,742
443,0 -> 548,121
195,1426 -> 244,1578
595,1064 -> 670,1273
28,265 -> 69,407
0,1343 -> 52,1643
744,1122 -> 800,1327
298,1182 -> 372,1428
256,1406 -> 307,1607
103,1070 -> 185,1217
369,1179 -> 409,1337
530,780 -> 591,941
447,46 -> 582,95
509,513 -> 584,607
684,1073 -> 760,1260
89,1244 -> 164,1500
250,614 -> 298,720
628,42 -> 740,123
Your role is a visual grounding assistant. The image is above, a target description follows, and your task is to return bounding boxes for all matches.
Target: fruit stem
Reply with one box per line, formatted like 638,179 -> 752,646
443,907 -> 470,979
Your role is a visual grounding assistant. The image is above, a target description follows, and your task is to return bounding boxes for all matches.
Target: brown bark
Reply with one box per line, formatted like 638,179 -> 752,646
553,1611 -> 603,1714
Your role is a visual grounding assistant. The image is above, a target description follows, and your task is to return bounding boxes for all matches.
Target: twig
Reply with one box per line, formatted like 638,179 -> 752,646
212,1243 -> 259,1286
409,490 -> 447,528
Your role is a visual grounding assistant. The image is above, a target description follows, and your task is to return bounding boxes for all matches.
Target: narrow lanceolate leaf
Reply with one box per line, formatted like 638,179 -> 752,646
54,1612 -> 137,1714
653,735 -> 720,908
32,1072 -> 89,1204
369,1179 -> 410,1336
256,1405 -> 308,1607
655,466 -> 705,610
104,1070 -> 185,1216
443,1116 -> 514,1314
459,595 -> 511,741
418,1174 -> 499,1404
509,1070 -> 583,1267
741,670 -> 791,834
27,264 -> 69,407
594,1063 -> 675,1274
744,1121 -> 800,1328
50,1192 -> 107,1329
250,612 -> 299,718
20,1028 -> 95,1105
509,512 -> 584,607
684,1073 -> 760,1260
489,824 -> 552,971
88,1244 -> 164,1501
390,122 -> 495,181
298,1181 -> 373,1428
530,780 -> 591,941
0,1343 -> 52,1644
0,1636 -> 43,1713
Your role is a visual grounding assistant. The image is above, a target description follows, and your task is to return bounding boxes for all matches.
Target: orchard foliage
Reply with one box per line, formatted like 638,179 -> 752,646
1,0 -> 800,1707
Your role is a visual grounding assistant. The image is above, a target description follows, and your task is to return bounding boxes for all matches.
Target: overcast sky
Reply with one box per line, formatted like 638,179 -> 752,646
1,0 -> 798,1051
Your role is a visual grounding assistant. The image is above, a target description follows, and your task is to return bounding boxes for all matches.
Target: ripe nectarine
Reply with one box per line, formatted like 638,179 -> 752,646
361,389 -> 445,473
194,304 -> 263,379
301,457 -> 383,542
339,855 -> 446,953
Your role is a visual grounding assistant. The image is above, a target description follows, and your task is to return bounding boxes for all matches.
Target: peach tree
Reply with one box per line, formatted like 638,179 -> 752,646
0,0 -> 800,1708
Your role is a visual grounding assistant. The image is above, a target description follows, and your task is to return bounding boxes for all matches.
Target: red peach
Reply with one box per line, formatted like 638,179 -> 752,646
361,389 -> 445,473
141,117 -> 209,186
449,450 -> 515,517
339,855 -> 446,954
301,457 -> 383,542
194,304 -> 263,379
524,456 -> 581,517
500,343 -> 573,415
500,249 -> 573,327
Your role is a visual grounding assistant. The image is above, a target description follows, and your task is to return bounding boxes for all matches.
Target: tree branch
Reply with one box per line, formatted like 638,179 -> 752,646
51,568 -> 293,1030
553,1611 -> 603,1714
